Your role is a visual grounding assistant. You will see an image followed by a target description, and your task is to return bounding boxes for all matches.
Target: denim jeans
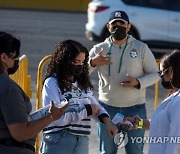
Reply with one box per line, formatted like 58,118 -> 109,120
40,130 -> 89,154
98,102 -> 147,154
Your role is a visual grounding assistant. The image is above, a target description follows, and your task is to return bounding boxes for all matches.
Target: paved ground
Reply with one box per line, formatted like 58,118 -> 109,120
0,8 -> 168,154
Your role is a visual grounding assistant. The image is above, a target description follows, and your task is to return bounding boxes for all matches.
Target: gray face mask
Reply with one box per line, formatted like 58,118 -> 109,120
110,26 -> 127,40
8,59 -> 19,75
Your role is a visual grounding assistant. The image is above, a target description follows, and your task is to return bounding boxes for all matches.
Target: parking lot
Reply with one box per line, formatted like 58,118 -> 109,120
0,8 -> 170,153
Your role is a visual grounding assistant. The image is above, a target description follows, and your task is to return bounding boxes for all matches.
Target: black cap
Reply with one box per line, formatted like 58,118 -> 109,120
109,10 -> 129,24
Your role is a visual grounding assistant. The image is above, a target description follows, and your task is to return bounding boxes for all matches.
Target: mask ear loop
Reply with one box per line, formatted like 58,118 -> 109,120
169,67 -> 175,90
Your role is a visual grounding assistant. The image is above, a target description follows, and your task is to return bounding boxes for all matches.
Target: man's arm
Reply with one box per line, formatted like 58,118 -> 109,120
136,44 -> 160,89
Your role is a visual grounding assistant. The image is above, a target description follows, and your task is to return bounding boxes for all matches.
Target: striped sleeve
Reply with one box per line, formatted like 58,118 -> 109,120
52,103 -> 89,126
87,90 -> 110,123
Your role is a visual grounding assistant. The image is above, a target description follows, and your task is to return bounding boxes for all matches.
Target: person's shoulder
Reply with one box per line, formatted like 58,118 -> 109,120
0,73 -> 16,87
0,73 -> 19,94
168,91 -> 180,112
44,76 -> 57,86
129,35 -> 147,47
93,37 -> 110,49
172,91 -> 180,105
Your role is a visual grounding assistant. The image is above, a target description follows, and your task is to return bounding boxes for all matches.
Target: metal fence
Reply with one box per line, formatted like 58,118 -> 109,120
35,55 -> 51,154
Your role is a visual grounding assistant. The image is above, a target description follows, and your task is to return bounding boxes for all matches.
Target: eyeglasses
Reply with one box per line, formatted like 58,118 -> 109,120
158,67 -> 169,76
6,53 -> 18,60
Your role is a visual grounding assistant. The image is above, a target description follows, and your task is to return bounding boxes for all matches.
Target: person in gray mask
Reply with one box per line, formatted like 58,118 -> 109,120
124,50 -> 180,154
0,31 -> 68,154
88,10 -> 160,154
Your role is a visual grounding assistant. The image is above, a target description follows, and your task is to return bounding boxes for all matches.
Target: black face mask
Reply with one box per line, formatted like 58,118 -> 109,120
110,26 -> 127,40
161,76 -> 173,89
8,60 -> 19,75
71,64 -> 83,77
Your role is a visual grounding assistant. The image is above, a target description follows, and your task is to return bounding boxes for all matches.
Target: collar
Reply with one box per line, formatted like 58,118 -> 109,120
173,89 -> 180,97
106,35 -> 132,48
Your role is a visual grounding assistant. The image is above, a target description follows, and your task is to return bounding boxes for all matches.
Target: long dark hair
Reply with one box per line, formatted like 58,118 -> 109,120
0,31 -> 20,73
45,40 -> 93,94
161,50 -> 180,88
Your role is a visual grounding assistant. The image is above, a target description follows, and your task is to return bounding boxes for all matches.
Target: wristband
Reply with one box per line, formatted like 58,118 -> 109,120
133,115 -> 143,129
90,59 -> 96,67
137,119 -> 143,129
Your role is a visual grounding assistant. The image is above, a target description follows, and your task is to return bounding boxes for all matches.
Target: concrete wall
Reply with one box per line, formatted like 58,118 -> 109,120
0,0 -> 90,12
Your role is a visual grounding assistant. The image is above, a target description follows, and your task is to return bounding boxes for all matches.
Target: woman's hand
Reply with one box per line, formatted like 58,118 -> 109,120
123,117 -> 136,123
90,104 -> 100,116
49,101 -> 69,121
123,116 -> 150,130
123,117 -> 135,130
8,101 -> 69,142
103,117 -> 118,138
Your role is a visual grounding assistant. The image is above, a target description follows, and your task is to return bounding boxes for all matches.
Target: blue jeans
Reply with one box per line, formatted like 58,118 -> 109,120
98,102 -> 147,154
40,130 -> 89,154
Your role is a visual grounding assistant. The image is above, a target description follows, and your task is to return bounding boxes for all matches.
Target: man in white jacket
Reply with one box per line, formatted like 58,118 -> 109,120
89,10 -> 160,154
